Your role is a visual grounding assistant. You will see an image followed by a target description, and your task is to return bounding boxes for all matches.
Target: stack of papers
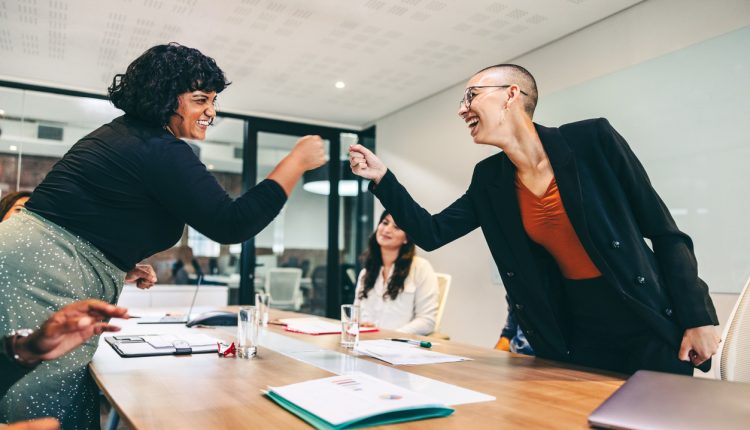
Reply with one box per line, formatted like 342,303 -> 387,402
280,318 -> 378,335
354,340 -> 471,366
265,372 -> 453,429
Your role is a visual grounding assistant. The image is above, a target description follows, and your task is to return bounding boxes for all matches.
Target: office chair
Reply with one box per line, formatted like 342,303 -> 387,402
265,268 -> 303,311
428,273 -> 451,340
718,275 -> 750,382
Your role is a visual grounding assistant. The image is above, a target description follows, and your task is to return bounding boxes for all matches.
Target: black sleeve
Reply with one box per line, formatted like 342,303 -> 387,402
147,141 -> 287,244
1,339 -> 33,399
597,118 -> 718,329
369,169 -> 479,251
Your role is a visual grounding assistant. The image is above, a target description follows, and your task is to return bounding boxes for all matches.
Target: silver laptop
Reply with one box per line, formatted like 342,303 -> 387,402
589,370 -> 750,429
136,276 -> 202,324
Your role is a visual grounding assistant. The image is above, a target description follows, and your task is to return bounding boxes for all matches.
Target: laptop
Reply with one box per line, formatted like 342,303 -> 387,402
136,276 -> 202,324
588,370 -> 750,429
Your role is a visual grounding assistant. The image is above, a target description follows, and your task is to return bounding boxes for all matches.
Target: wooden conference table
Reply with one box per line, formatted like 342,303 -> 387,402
90,308 -> 625,429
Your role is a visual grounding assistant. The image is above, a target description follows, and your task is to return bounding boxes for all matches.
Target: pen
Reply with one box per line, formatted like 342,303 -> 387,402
388,338 -> 432,348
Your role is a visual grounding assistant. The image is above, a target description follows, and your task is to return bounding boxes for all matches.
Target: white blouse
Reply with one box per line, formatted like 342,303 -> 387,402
353,256 -> 439,335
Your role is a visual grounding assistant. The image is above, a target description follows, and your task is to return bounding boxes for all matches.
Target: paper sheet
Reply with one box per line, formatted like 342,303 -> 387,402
280,317 -> 377,335
354,340 -> 471,366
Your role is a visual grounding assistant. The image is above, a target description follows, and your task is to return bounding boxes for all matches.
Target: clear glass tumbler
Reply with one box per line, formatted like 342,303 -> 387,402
237,306 -> 259,358
340,304 -> 360,348
255,292 -> 270,326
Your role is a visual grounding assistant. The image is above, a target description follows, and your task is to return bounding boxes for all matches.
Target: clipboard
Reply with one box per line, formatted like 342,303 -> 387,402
104,334 -> 220,358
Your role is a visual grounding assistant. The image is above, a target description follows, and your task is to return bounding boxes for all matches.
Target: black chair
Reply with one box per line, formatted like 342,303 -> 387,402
308,264 -> 358,316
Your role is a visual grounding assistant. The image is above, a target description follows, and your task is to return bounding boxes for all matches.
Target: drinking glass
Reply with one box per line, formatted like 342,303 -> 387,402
255,292 -> 271,326
340,304 -> 360,348
237,306 -> 259,358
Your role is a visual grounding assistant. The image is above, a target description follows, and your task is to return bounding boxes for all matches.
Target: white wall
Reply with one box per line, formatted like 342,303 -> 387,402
375,0 -> 750,347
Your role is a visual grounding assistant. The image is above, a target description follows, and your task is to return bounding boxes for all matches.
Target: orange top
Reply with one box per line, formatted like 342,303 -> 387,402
516,175 -> 601,280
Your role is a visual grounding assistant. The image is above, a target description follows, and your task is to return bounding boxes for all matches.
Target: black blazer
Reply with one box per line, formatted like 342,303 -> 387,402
371,118 -> 718,363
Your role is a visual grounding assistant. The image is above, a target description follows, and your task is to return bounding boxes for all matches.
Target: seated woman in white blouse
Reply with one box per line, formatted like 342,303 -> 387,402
353,211 -> 439,335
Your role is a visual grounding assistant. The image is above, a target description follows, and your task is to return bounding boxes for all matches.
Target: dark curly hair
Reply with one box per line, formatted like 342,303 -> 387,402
0,190 -> 32,221
108,43 -> 230,127
358,211 -> 416,301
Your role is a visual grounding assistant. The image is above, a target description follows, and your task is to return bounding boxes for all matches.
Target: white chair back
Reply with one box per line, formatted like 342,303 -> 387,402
433,273 -> 452,333
265,268 -> 303,311
718,276 -> 750,382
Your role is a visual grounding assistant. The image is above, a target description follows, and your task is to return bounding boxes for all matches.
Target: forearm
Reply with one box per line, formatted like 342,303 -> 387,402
370,170 -> 477,251
186,179 -> 287,244
397,316 -> 435,336
652,237 -> 718,329
266,155 -> 306,197
600,118 -> 718,329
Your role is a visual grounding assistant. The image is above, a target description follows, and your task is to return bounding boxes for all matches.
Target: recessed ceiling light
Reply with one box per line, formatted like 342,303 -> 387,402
335,81 -> 346,89
9,145 -> 18,151
207,164 -> 215,170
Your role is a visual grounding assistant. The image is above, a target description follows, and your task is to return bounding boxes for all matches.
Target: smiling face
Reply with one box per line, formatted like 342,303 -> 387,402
458,68 -> 531,147
375,214 -> 408,251
167,90 -> 217,140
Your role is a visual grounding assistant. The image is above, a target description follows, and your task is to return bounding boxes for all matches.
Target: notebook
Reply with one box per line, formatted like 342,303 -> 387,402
588,370 -> 750,429
104,333 -> 220,357
264,372 -> 454,429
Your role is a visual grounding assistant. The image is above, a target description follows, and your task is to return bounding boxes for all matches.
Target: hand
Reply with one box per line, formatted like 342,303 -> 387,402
349,144 -> 386,184
360,321 -> 376,328
678,325 -> 720,366
125,263 -> 157,289
5,418 -> 60,430
289,135 -> 326,171
16,300 -> 129,363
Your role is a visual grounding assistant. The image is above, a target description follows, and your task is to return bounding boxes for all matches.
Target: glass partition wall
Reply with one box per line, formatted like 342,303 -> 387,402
241,118 -> 374,318
0,81 -> 373,317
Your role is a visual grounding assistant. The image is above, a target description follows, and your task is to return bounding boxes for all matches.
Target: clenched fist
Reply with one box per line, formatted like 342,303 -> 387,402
348,144 -> 387,184
290,135 -> 327,171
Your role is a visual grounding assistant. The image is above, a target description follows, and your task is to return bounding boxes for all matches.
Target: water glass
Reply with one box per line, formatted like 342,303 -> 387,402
237,306 -> 259,358
255,292 -> 271,326
340,304 -> 360,348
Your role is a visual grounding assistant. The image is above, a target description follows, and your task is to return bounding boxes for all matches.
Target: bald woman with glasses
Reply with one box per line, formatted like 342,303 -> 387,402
349,64 -> 719,376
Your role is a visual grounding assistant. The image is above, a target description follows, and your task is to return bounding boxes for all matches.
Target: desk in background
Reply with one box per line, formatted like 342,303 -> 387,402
187,275 -> 313,306
117,284 -> 229,309
90,308 -> 624,429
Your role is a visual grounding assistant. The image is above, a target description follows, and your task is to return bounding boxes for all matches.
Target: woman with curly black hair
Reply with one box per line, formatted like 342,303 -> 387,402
353,211 -> 439,335
0,43 -> 325,428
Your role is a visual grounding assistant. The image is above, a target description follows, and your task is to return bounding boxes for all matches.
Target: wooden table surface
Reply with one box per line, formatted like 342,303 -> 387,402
90,308 -> 625,429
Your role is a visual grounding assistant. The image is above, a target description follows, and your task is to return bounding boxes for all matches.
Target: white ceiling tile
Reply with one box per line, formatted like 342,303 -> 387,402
0,0 -> 640,126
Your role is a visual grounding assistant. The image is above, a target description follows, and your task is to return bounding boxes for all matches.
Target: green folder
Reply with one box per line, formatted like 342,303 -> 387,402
265,390 -> 454,429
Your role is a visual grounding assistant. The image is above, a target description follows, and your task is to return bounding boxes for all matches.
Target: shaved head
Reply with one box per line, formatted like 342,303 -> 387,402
475,64 -> 538,117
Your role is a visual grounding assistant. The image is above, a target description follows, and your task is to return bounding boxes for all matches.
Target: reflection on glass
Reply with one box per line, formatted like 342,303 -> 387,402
339,133 -> 374,310
257,132 -> 329,315
0,88 -> 120,200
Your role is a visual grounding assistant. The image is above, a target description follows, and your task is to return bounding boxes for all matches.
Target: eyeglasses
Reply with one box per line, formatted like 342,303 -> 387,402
459,85 -> 529,110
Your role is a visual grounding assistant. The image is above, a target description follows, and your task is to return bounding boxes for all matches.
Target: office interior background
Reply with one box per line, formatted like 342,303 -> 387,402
0,0 -> 748,347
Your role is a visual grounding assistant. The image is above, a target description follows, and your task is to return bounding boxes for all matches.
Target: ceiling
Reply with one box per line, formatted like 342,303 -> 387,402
0,0 -> 640,127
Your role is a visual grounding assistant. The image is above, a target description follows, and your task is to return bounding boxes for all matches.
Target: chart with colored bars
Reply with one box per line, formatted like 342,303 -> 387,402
330,376 -> 363,391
